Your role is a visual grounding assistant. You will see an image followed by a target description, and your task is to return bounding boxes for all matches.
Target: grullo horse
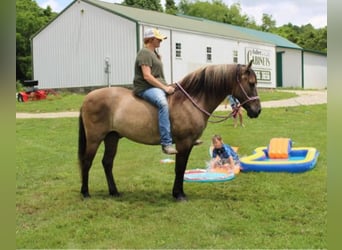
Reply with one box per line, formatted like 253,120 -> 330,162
78,61 -> 261,201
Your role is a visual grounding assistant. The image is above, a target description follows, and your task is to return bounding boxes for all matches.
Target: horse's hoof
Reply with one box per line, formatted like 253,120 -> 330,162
174,194 -> 188,202
110,192 -> 121,197
81,193 -> 91,199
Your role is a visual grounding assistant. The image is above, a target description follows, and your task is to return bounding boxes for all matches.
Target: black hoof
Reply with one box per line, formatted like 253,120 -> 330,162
176,196 -> 188,202
110,192 -> 121,197
81,192 -> 91,199
173,194 -> 188,202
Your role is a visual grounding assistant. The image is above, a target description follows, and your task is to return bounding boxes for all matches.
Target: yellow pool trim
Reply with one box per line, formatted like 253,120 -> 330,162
240,147 -> 318,166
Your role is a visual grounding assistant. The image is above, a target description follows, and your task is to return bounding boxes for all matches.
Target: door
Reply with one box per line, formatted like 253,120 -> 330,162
276,52 -> 284,87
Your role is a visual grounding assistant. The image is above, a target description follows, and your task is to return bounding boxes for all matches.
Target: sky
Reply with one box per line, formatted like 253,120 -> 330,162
36,0 -> 327,28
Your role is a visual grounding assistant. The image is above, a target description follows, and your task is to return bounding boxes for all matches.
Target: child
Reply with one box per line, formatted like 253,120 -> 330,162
210,135 -> 240,174
227,95 -> 244,128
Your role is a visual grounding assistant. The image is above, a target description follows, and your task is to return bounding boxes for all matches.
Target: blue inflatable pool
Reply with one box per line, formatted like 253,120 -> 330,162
240,146 -> 319,173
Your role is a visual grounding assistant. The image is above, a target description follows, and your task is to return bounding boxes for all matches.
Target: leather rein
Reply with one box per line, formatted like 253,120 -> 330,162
175,65 -> 259,123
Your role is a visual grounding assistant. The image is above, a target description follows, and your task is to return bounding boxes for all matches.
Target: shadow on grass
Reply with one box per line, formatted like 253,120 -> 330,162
78,184 -> 240,204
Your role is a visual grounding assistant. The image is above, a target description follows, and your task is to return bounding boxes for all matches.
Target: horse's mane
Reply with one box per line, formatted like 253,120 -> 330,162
175,64 -> 238,101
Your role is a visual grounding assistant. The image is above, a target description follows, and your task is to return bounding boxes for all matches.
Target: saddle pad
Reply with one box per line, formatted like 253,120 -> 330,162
184,169 -> 235,183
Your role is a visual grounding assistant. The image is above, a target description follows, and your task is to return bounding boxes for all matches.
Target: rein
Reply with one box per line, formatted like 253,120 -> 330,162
174,65 -> 259,123
175,82 -> 232,123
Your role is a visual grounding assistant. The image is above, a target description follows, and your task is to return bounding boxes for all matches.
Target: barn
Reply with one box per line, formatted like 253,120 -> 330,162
31,0 -> 326,90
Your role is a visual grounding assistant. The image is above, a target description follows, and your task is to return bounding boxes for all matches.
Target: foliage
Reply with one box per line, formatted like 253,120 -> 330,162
16,0 -> 57,81
178,0 -> 252,27
275,24 -> 327,53
16,104 -> 327,249
261,13 -> 276,32
165,0 -> 178,14
16,81 -> 24,92
177,0 -> 326,52
122,0 -> 163,11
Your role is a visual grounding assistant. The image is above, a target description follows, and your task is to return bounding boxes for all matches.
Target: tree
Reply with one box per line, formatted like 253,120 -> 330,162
165,0 -> 178,14
225,2 -> 251,26
177,0 -> 326,52
261,13 -> 276,32
316,26 -> 327,53
178,0 -> 254,27
122,0 -> 163,12
274,23 -> 327,52
16,0 -> 57,81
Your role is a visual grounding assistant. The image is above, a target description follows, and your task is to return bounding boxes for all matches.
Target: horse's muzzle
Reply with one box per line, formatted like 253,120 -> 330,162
246,106 -> 261,118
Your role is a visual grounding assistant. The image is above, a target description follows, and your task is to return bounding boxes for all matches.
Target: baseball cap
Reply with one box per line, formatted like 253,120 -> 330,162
144,28 -> 167,40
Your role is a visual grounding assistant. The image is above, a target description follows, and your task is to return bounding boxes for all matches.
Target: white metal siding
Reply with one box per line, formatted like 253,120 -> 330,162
280,48 -> 302,88
33,1 -> 325,91
303,52 -> 327,89
33,1 -> 137,89
171,31 -> 234,78
163,30 -> 276,87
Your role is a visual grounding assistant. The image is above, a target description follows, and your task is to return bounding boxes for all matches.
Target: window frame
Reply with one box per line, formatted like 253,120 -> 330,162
206,46 -> 212,62
175,42 -> 182,59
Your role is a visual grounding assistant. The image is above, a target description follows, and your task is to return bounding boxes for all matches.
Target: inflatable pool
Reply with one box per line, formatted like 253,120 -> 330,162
240,138 -> 319,173
184,169 -> 235,182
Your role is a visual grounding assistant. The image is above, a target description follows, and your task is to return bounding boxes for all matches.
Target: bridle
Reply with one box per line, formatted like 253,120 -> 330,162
234,64 -> 260,106
175,64 -> 259,123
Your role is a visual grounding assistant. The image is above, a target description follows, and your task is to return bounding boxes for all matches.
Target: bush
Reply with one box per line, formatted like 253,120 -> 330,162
16,81 -> 24,92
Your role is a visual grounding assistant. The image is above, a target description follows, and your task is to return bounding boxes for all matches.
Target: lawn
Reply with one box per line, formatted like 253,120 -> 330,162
16,90 -> 326,249
15,88 -> 297,113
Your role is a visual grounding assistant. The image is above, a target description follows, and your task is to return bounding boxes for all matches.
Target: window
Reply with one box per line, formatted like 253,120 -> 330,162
175,43 -> 182,58
206,46 -> 212,62
233,50 -> 238,63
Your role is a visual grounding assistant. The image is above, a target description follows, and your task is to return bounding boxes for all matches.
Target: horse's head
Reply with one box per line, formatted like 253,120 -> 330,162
232,60 -> 261,118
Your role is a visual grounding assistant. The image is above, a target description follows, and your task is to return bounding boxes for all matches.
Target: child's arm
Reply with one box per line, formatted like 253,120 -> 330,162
228,156 -> 234,166
214,156 -> 222,165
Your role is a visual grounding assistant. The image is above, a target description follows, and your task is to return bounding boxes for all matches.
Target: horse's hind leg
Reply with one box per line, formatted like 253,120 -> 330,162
102,131 -> 120,197
79,113 -> 100,198
80,143 -> 100,198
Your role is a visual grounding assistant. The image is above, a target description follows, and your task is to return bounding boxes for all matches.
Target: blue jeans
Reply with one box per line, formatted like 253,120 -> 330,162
138,87 -> 173,146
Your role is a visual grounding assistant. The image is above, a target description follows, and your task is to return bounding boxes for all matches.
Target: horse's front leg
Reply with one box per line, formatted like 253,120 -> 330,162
173,146 -> 193,201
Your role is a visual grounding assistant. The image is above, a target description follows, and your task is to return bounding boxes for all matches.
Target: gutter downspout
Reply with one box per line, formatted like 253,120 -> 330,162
170,30 -> 173,84
136,22 -> 140,52
301,50 -> 304,89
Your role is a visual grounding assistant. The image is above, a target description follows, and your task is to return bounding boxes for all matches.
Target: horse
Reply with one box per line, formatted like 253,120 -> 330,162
78,60 -> 261,201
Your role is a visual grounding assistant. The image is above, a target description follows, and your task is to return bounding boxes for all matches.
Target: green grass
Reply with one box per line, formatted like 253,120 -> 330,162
257,88 -> 297,101
16,99 -> 327,249
16,92 -> 85,113
15,88 -> 297,113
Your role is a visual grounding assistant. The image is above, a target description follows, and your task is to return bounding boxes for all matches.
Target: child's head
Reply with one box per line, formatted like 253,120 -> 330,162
212,135 -> 224,148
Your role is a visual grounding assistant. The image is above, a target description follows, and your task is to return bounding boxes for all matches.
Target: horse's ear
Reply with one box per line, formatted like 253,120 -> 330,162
247,60 -> 253,70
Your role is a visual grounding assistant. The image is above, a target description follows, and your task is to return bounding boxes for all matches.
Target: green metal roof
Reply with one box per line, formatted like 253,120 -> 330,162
84,0 -> 270,45
227,25 -> 302,49
177,14 -> 302,49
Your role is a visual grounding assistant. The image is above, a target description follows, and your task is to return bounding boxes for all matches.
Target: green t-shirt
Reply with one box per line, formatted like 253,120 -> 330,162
133,48 -> 167,95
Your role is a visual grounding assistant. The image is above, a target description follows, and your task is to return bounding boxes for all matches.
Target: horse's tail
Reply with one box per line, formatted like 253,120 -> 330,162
78,108 -> 86,166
